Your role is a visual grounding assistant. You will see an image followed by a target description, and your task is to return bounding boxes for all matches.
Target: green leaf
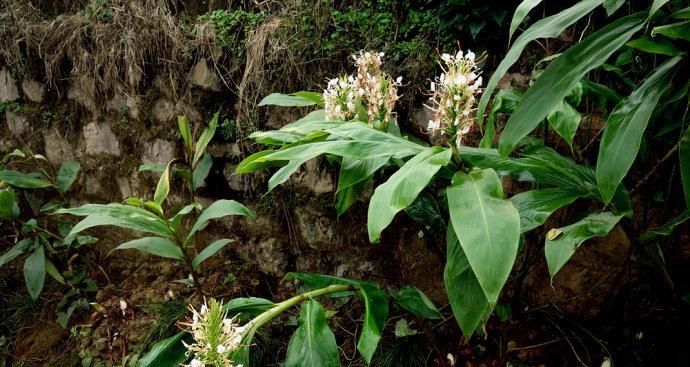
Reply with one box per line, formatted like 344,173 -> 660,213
192,153 -> 212,190
547,100 -> 581,147
0,188 -> 19,219
582,78 -> 623,106
596,56 -> 682,204
222,297 -> 276,319
0,170 -> 53,188
56,161 -> 80,193
509,0 -> 542,43
335,157 -> 389,216
510,188 -> 582,232
626,37 -> 684,56
650,0 -> 670,19
672,7 -> 690,19
57,204 -> 174,238
651,21 -> 690,40
284,272 -> 388,364
404,192 -> 447,234
392,286 -> 442,319
0,238 -> 32,267
604,0 -> 626,15
368,147 -> 452,243
178,115 -> 193,153
293,91 -> 325,107
139,332 -> 189,367
545,212 -> 623,277
498,12 -> 646,157
115,237 -> 184,260
193,113 -> 218,166
478,0 -> 604,128
639,211 -> 689,244
447,168 -> 521,304
169,203 -> 201,232
138,163 -> 166,173
681,127 -> 690,209
444,223 -> 491,338
267,157 -> 309,192
480,88 -> 523,148
258,92 -> 319,107
154,161 -> 173,205
45,258 -> 65,284
191,239 -> 233,270
285,299 -> 340,367
24,245 -> 46,300
185,200 -> 254,246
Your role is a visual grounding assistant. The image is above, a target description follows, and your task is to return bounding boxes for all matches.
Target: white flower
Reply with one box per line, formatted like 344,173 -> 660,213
441,53 -> 452,62
472,76 -> 483,89
190,359 -> 203,367
347,101 -> 356,111
378,52 -> 385,57
430,82 -> 436,92
395,76 -> 403,84
200,304 -> 207,315
338,80 -> 348,88
455,50 -> 463,59
216,344 -> 227,354
465,51 -> 475,61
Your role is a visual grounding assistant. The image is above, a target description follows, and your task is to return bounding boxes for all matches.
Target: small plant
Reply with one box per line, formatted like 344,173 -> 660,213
57,115 -> 255,293
197,9 -> 265,58
139,273 -> 442,367
0,149 -> 91,306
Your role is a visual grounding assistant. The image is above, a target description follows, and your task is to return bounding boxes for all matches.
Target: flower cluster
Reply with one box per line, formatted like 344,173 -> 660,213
180,299 -> 246,367
323,75 -> 358,121
426,50 -> 482,148
322,51 -> 402,131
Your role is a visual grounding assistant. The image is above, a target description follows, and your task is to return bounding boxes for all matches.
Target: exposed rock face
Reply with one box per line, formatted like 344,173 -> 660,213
521,225 -> 632,320
409,106 -> 448,146
152,99 -> 178,123
190,58 -> 222,91
21,80 -> 44,103
290,159 -> 335,194
68,78 -> 97,112
44,127 -> 74,164
293,205 -> 335,250
83,121 -> 121,156
107,94 -> 140,119
5,111 -> 28,135
246,238 -> 288,276
0,68 -> 19,101
142,139 -> 175,165
224,164 -> 250,192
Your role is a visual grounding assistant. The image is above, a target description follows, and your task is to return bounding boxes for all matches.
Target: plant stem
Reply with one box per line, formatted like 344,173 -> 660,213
243,284 -> 357,334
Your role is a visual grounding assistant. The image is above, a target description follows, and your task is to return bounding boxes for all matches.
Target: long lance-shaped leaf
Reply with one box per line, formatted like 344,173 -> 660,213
56,204 -> 174,238
0,170 -> 53,188
24,245 -> 46,300
511,188 -> 583,232
285,299 -> 340,367
681,127 -> 690,209
258,92 -> 320,107
368,146 -> 452,243
650,0 -> 670,19
545,211 -> 623,277
335,156 -> 390,216
139,332 -> 190,367
193,113 -> 218,166
509,0 -> 542,43
184,200 -> 254,246
115,237 -> 184,260
477,0 -> 604,128
498,12 -> 647,157
154,160 -> 173,205
267,157 -> 310,192
596,56 -> 682,204
192,239 -> 233,270
447,168 -> 521,304
444,223 -> 492,338
56,161 -> 80,193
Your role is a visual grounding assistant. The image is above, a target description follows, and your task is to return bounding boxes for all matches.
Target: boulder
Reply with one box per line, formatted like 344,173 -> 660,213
190,58 -> 222,91
152,99 -> 178,123
44,127 -> 74,164
107,94 -> 140,119
68,78 -> 97,112
293,206 -> 334,250
0,68 -> 19,101
5,111 -> 28,135
142,139 -> 175,166
289,158 -> 335,194
21,80 -> 44,103
83,121 -> 121,156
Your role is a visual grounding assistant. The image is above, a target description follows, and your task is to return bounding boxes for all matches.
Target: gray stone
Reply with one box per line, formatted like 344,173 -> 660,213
85,176 -> 103,196
290,159 -> 334,194
5,111 -> 28,135
107,94 -> 139,119
68,78 -> 97,112
21,80 -> 44,103
116,176 -> 132,200
409,106 -> 448,146
0,68 -> 19,101
142,139 -> 175,166
223,164 -> 249,192
44,127 -> 74,164
293,206 -> 334,250
152,99 -> 178,123
190,58 -> 222,91
83,121 -> 120,156
252,238 -> 287,276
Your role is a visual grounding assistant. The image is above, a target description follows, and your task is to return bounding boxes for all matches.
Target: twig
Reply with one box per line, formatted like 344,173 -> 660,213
630,141 -> 680,195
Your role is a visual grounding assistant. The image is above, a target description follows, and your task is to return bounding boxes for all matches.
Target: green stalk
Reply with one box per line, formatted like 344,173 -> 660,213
243,284 -> 357,336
